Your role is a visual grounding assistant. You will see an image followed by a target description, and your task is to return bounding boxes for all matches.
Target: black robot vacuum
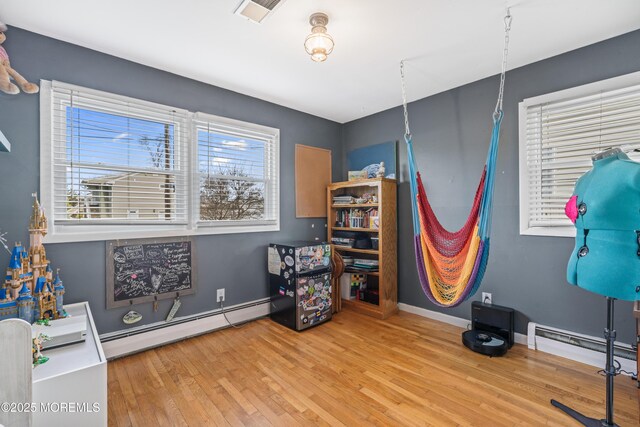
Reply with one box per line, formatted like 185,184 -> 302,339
462,301 -> 514,357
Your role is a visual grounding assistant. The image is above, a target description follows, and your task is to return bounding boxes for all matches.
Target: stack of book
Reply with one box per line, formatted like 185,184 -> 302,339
346,258 -> 379,273
333,195 -> 355,204
331,236 -> 355,247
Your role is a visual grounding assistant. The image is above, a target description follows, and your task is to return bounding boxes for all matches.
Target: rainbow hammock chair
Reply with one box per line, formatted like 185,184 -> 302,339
400,12 -> 512,308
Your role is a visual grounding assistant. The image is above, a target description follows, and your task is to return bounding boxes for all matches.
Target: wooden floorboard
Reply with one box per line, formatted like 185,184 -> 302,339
108,310 -> 639,426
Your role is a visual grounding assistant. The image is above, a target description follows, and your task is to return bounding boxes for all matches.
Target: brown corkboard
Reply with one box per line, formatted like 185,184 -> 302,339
295,144 -> 332,217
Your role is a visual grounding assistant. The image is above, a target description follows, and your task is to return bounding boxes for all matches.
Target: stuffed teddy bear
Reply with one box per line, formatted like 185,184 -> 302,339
0,21 -> 38,95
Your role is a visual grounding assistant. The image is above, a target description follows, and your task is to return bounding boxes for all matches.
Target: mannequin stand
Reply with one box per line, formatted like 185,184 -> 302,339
550,297 -> 619,427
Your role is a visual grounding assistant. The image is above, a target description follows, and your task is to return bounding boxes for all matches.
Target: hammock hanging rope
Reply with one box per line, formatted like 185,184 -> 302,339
401,10 -> 512,308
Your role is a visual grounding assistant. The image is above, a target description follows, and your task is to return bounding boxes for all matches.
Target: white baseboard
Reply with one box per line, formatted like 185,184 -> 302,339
398,302 -> 528,345
101,299 -> 636,375
101,299 -> 269,359
398,302 -> 469,327
530,335 -> 635,373
527,322 -> 636,373
398,303 -> 636,373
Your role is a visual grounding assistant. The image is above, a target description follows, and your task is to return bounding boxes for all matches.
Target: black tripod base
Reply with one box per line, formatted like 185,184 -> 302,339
550,399 -> 618,427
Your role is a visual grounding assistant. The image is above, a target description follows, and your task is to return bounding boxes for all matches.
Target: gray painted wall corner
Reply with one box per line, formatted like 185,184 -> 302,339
0,26 -> 341,334
341,29 -> 640,343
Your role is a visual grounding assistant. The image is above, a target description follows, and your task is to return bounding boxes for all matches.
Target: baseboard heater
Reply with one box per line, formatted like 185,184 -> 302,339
100,298 -> 270,359
527,322 -> 636,373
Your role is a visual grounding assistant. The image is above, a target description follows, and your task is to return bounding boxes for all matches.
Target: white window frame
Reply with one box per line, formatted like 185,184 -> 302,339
191,112 -> 280,235
40,80 -> 280,243
519,71 -> 640,237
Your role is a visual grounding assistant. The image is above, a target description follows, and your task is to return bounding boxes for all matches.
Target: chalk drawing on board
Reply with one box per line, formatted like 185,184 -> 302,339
106,236 -> 196,309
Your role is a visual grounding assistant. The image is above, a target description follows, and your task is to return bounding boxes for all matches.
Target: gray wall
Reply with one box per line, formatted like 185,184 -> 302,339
0,27 -> 342,334
1,25 -> 639,343
342,29 -> 640,343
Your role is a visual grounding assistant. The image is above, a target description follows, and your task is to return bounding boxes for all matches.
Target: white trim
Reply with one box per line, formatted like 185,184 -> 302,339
517,98 -> 578,238
518,70 -> 640,237
193,111 -> 280,139
519,226 -> 577,238
43,219 -> 280,244
39,80 -> 281,243
398,303 -> 635,372
100,299 -> 269,359
40,80 -> 54,225
194,222 -> 280,235
399,302 -> 468,328
50,80 -> 190,117
527,322 -> 635,373
83,302 -> 107,366
192,111 -> 280,233
397,302 -> 528,345
42,80 -> 190,237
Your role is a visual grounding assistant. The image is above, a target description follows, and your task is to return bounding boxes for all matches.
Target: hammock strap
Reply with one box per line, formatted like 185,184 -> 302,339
406,134 -> 420,234
400,8 -> 512,138
400,60 -> 411,140
401,7 -> 512,239
494,9 -> 513,119
479,112 -> 503,240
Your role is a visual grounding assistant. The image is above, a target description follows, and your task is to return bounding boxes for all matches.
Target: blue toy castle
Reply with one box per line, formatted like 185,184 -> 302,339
0,194 -> 65,323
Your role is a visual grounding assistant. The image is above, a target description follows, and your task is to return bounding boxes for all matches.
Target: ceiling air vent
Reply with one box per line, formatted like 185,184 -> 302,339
234,0 -> 285,23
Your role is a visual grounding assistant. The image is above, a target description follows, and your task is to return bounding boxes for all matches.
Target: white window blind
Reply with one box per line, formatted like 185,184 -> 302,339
43,81 -> 189,230
519,72 -> 640,237
194,113 -> 279,230
40,81 -> 280,242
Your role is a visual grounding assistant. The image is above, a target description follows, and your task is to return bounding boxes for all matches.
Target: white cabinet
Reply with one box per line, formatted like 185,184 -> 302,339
32,302 -> 107,427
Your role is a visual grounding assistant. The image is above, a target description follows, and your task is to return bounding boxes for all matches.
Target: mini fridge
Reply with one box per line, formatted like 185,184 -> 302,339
268,242 -> 332,331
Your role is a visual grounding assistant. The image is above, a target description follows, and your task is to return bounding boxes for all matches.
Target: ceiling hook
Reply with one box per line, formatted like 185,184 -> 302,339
504,8 -> 513,30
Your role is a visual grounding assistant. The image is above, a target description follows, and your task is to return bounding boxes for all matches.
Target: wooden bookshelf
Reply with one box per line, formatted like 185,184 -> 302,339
332,203 -> 379,208
333,227 -> 379,233
332,246 -> 379,255
328,178 -> 397,319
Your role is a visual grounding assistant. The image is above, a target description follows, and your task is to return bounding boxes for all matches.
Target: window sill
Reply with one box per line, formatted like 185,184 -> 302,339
520,226 -> 576,238
195,223 -> 280,236
43,223 -> 280,244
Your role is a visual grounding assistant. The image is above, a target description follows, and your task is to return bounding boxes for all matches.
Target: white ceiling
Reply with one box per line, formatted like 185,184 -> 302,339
2,0 -> 640,123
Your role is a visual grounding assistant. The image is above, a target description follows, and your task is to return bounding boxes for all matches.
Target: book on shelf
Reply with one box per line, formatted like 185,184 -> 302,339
353,259 -> 378,266
346,258 -> 379,273
346,266 -> 379,273
334,207 -> 379,229
331,237 -> 355,247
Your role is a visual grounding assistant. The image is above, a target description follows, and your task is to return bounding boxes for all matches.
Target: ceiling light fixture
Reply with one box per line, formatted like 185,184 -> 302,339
304,13 -> 334,62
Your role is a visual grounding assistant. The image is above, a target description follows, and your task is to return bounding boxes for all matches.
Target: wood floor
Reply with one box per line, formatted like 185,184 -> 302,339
107,309 -> 639,426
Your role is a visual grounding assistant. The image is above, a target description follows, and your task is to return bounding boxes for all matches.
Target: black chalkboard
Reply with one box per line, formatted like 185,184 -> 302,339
106,237 -> 196,309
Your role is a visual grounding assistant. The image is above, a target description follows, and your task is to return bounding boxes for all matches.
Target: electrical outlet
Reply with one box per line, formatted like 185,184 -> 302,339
217,288 -> 225,303
482,292 -> 492,305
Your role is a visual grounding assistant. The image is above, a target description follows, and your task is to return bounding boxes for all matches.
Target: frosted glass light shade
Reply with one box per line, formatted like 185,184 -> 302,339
304,32 -> 334,62
304,13 -> 334,62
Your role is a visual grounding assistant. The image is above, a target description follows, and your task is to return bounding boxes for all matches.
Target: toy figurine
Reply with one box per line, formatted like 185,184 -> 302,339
35,318 -> 50,326
0,21 -> 39,95
32,333 -> 50,366
376,162 -> 386,178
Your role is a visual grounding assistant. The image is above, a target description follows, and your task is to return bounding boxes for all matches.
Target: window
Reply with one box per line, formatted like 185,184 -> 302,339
194,113 -> 279,233
41,81 -> 279,242
519,72 -> 640,237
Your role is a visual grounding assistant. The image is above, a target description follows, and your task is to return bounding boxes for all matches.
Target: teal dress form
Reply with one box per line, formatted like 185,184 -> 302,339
566,150 -> 640,301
